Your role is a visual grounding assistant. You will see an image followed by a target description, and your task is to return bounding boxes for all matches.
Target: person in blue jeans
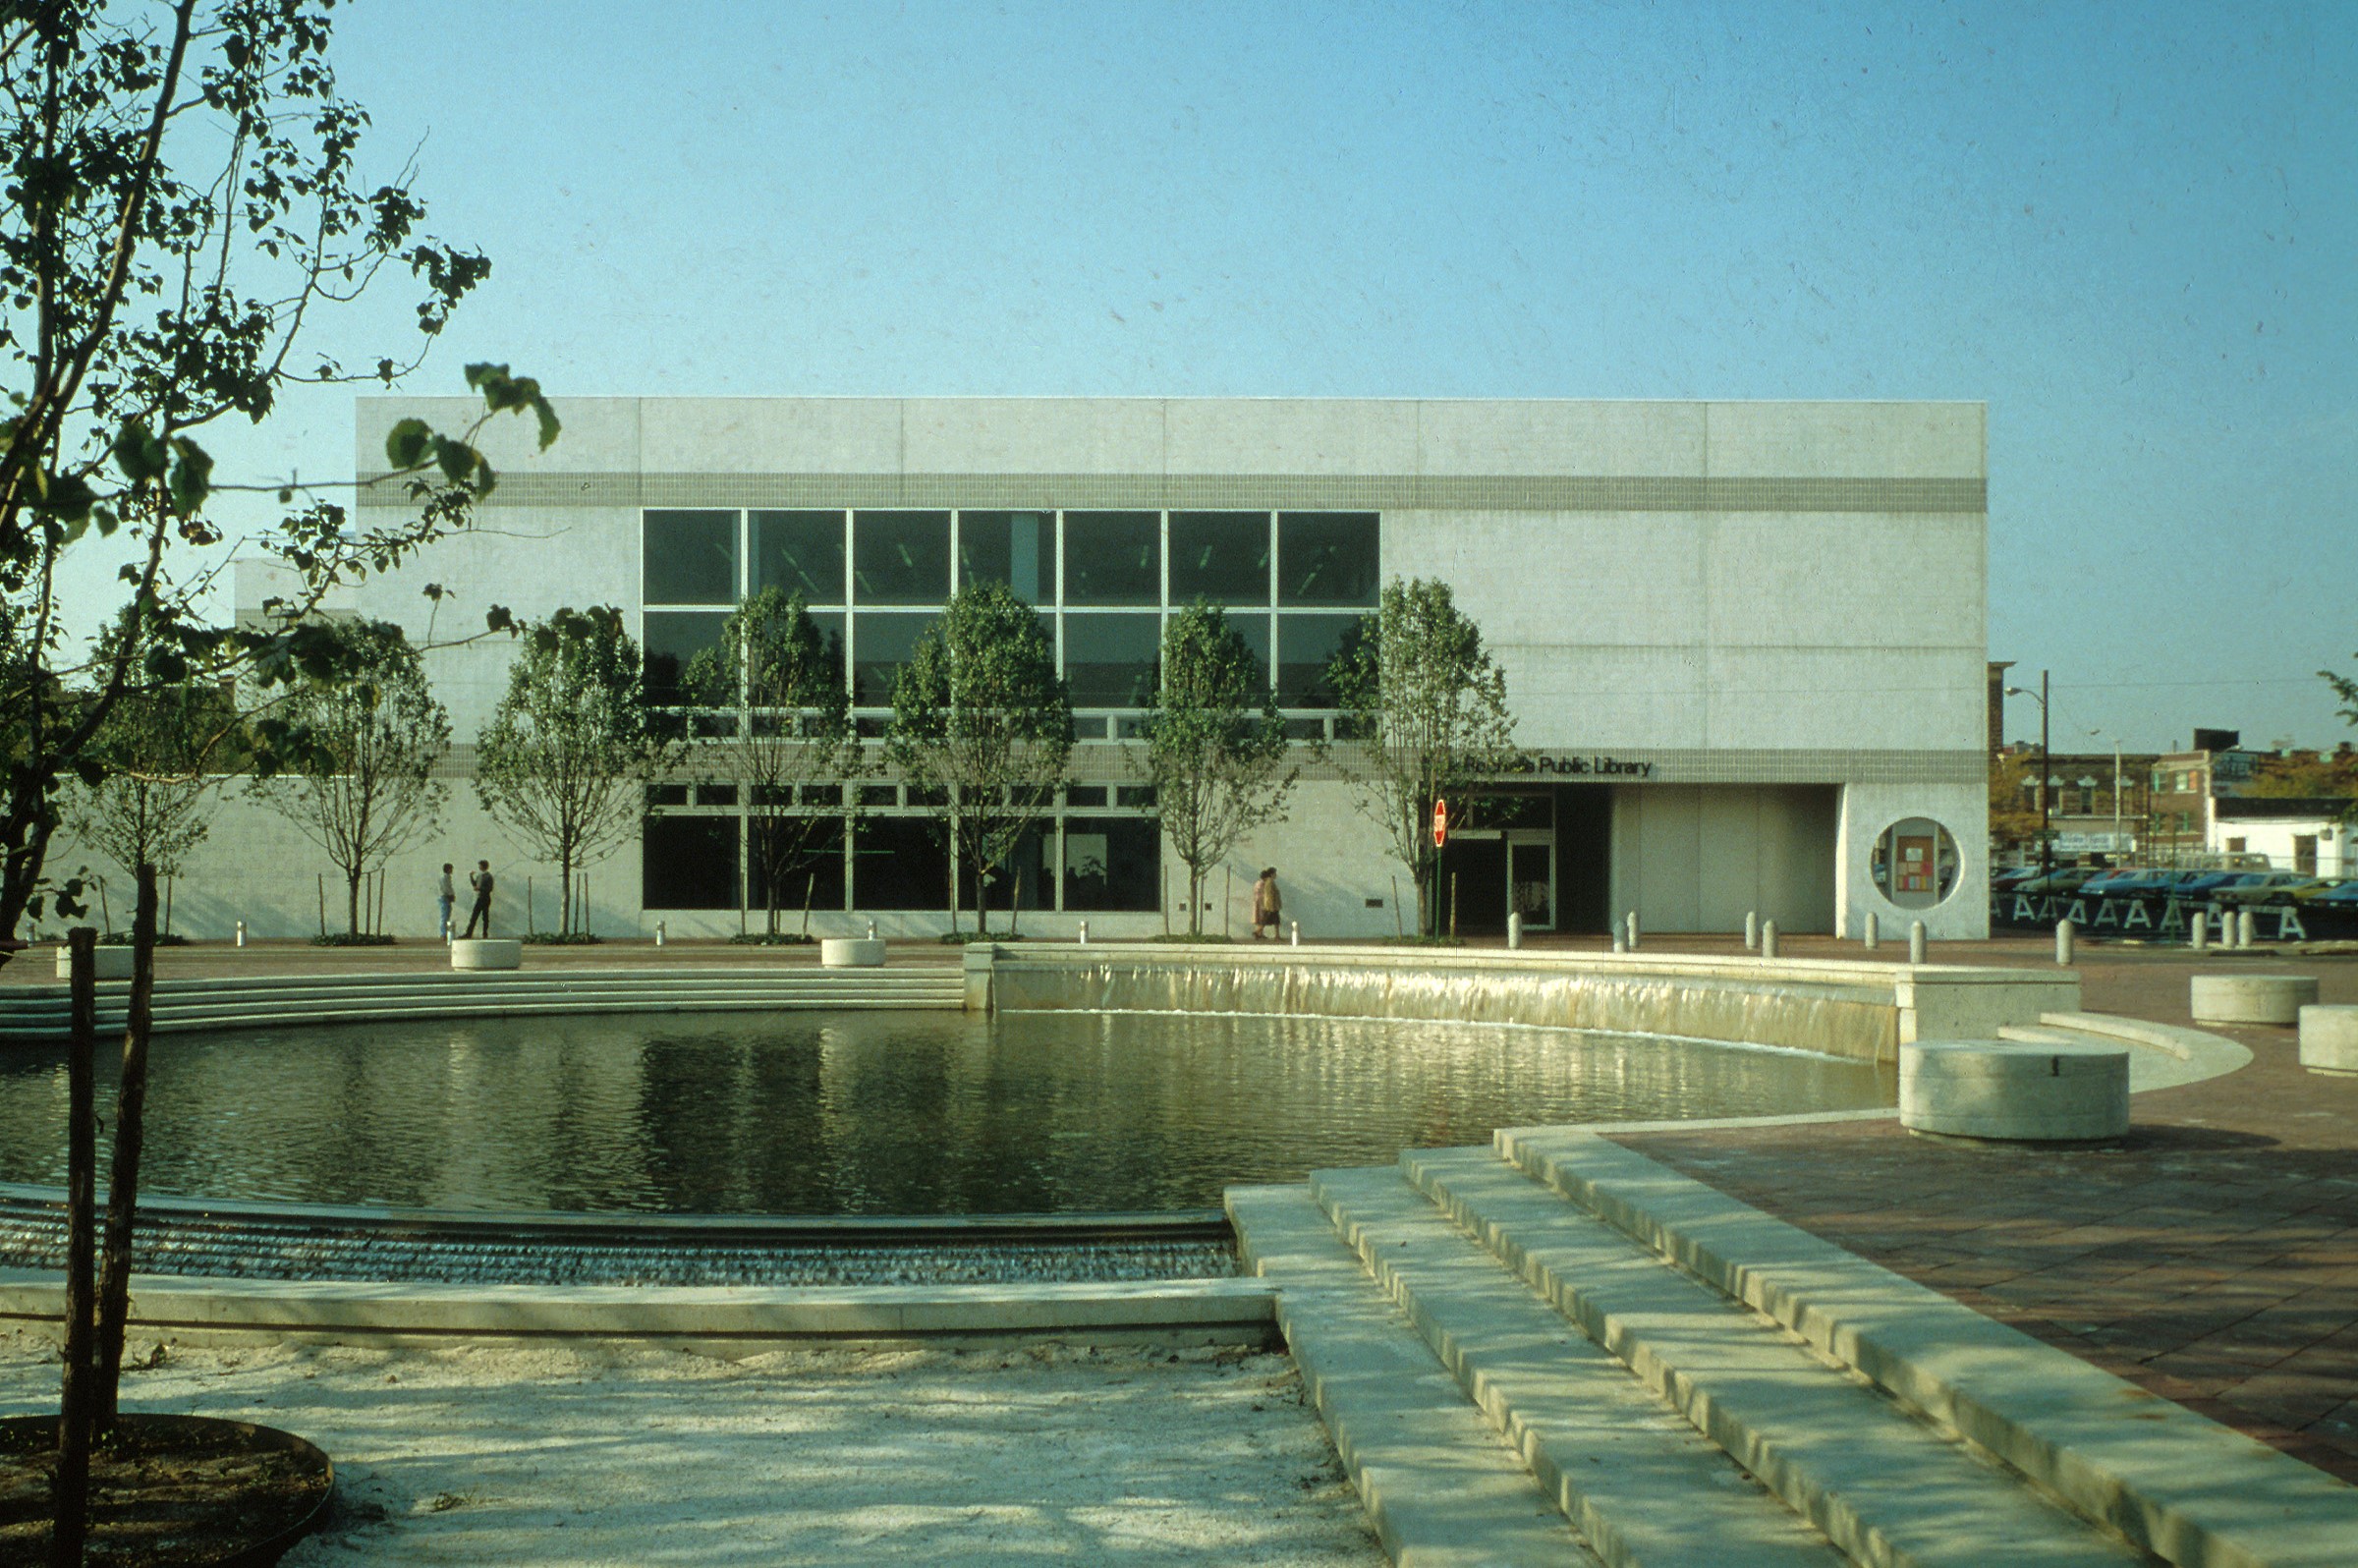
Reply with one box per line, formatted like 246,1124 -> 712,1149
436,864 -> 456,940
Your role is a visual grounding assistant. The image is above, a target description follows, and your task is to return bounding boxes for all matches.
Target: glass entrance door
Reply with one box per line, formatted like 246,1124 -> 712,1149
1508,834 -> 1554,929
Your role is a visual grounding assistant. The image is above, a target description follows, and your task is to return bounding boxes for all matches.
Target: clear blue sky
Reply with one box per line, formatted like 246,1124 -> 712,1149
88,0 -> 2355,755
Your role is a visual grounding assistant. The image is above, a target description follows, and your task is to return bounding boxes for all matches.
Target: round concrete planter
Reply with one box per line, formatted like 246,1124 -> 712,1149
53,945 -> 134,980
450,938 -> 523,972
2189,974 -> 2320,1026
1899,1039 -> 2130,1143
819,937 -> 887,968
2299,1004 -> 2358,1076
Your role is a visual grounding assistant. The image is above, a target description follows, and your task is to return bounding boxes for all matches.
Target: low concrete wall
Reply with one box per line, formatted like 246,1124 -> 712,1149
963,945 -> 2079,1064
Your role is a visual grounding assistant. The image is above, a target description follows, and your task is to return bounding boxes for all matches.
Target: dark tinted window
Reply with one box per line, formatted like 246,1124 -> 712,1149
752,511 -> 846,602
1062,816 -> 1160,912
958,822 -> 1050,921
748,818 -> 845,914
644,511 -> 737,604
1063,512 -> 1159,604
1063,613 -> 1160,707
1276,613 -> 1366,707
853,511 -> 950,603
958,511 -> 1052,602
643,814 -> 739,909
643,611 -> 732,703
1278,513 -> 1379,605
1169,512 -> 1270,604
852,612 -> 933,704
1221,611 -> 1272,694
853,816 -> 951,910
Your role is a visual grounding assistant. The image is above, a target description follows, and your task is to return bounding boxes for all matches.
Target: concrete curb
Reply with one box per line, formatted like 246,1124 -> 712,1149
0,1269 -> 1273,1344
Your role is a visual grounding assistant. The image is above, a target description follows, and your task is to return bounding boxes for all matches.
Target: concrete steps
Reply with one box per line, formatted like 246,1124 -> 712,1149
0,967 -> 964,1043
1232,1136 -> 2358,1568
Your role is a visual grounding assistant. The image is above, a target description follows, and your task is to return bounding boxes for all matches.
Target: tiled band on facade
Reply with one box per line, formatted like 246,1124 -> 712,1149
359,471 -> 1991,515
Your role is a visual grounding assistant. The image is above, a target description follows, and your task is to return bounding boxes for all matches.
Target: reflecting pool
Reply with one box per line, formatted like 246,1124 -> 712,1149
0,1010 -> 1893,1215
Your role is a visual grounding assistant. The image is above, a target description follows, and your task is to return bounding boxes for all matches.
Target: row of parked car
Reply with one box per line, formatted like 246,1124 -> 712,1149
1992,865 -> 2358,913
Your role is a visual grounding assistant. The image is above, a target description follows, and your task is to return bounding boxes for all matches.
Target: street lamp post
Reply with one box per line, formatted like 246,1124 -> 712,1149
2005,672 -> 2052,876
2088,726 -> 2124,863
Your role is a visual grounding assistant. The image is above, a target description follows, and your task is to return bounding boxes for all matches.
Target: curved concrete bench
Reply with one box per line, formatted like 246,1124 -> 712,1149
52,946 -> 134,980
1899,1039 -> 2130,1142
2189,973 -> 2319,1026
819,937 -> 887,968
2299,1004 -> 2358,1076
450,938 -> 523,972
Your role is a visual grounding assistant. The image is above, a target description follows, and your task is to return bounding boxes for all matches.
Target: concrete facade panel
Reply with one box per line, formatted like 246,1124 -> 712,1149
1384,511 -> 1709,648
902,398 -> 1165,475
641,398 -> 902,474
1703,514 -> 1984,649
1699,645 -> 1985,753
1161,399 -> 1422,476
1705,401 -> 1984,479
1411,401 -> 1708,476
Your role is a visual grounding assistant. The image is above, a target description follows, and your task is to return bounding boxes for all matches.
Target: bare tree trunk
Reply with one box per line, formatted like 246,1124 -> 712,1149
52,928 -> 98,1566
1188,866 -> 1205,936
345,867 -> 362,936
93,864 -> 157,1431
559,846 -> 574,937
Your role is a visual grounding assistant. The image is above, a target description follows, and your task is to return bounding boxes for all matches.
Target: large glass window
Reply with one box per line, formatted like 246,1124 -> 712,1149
752,511 -> 846,603
852,611 -> 933,705
748,818 -> 846,913
1169,512 -> 1271,604
1062,816 -> 1161,911
1222,612 -> 1273,693
1276,613 -> 1366,707
853,511 -> 950,603
852,817 -> 951,910
957,822 -> 1050,921
1063,512 -> 1159,605
1277,513 -> 1379,606
1062,613 -> 1160,707
958,511 -> 1052,602
644,511 -> 738,605
642,815 -> 740,909
643,611 -> 732,703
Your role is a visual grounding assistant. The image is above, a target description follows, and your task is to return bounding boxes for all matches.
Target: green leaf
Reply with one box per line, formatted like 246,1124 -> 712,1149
112,419 -> 170,483
384,418 -> 432,470
168,437 -> 213,513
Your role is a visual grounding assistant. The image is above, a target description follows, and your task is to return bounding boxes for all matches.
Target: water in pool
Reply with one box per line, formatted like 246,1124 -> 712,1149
0,1010 -> 1894,1214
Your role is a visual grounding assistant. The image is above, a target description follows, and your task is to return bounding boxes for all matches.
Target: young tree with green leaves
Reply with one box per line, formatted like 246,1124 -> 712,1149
887,583 -> 1074,937
63,667 -> 239,907
477,607 -> 678,937
1327,577 -> 1520,936
1141,600 -> 1297,936
683,588 -> 858,935
257,619 -> 449,936
0,3 -> 558,960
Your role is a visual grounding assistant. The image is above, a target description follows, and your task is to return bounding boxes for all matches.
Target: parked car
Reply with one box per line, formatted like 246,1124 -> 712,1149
2213,871 -> 2330,905
2075,869 -> 2146,898
2301,878 -> 2358,909
2172,871 -> 2249,901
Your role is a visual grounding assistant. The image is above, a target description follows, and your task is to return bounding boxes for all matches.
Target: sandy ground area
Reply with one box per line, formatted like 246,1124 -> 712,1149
0,1329 -> 1384,1566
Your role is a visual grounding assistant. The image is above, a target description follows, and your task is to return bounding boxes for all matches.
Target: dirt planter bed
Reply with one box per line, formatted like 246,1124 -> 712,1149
0,1413 -> 332,1566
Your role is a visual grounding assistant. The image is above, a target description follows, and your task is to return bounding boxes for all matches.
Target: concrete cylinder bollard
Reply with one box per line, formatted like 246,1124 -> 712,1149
2191,973 -> 2320,1025
1863,912 -> 1879,950
1744,911 -> 1759,951
1290,920 -> 1301,947
2055,919 -> 2075,967
1625,911 -> 1641,951
654,919 -> 666,948
1909,921 -> 1928,965
1506,912 -> 1523,950
1077,921 -> 1089,945
2299,1005 -> 2358,1075
234,920 -> 246,949
2237,910 -> 2257,949
866,919 -> 878,940
1611,933 -> 1627,954
1761,920 -> 1779,960
2190,912 -> 2208,952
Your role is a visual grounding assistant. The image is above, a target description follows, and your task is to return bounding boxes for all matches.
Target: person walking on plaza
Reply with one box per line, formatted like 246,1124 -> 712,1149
461,860 -> 495,937
436,864 -> 456,941
1251,867 -> 1281,940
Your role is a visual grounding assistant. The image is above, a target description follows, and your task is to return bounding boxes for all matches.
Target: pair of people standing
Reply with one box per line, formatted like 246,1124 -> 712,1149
437,862 -> 495,939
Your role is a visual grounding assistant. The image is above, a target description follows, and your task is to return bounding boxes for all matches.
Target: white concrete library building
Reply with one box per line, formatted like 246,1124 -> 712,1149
166,397 -> 1990,943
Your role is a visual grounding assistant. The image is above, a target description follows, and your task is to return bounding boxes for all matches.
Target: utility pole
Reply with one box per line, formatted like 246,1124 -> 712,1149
2040,669 -> 2052,876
